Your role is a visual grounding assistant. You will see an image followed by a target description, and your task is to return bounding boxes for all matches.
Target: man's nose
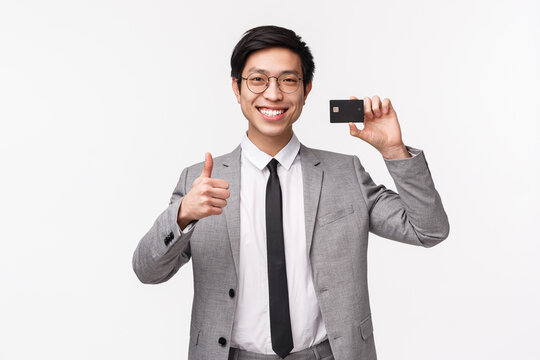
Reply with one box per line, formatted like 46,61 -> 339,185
263,78 -> 283,101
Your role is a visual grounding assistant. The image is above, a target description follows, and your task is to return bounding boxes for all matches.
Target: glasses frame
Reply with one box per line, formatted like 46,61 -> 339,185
240,72 -> 304,94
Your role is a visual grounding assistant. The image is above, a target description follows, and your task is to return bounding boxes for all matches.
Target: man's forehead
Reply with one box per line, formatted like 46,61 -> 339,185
242,48 -> 302,75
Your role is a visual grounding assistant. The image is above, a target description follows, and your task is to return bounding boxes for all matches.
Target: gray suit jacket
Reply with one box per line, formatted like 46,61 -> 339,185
132,143 -> 449,360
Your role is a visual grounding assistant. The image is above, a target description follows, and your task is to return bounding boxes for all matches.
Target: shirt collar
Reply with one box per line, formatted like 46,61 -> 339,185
241,132 -> 300,171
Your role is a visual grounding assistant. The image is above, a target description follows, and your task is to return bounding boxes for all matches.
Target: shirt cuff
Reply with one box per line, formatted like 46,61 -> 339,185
176,220 -> 196,236
384,145 -> 422,161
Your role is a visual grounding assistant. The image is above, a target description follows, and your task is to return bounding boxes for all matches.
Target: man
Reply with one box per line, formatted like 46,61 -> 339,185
133,25 -> 449,360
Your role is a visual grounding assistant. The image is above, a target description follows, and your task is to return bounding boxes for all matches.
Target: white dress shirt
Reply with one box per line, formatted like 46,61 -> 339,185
230,132 -> 327,354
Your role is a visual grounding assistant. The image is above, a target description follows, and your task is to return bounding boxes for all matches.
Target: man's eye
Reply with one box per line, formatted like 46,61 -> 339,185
249,77 -> 266,83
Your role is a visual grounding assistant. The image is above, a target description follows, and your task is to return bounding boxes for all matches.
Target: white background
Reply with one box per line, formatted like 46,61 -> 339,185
1,0 -> 539,359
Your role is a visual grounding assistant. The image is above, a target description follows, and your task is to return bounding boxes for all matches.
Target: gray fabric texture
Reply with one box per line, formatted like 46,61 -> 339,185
132,143 -> 450,360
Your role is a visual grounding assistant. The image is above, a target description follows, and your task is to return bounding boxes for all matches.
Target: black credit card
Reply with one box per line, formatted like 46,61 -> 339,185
330,99 -> 364,123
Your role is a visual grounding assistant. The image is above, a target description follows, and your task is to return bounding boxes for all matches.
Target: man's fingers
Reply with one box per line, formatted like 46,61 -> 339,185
206,197 -> 227,208
372,95 -> 381,117
209,207 -> 223,215
363,97 -> 373,120
382,98 -> 391,115
199,178 -> 229,195
202,205 -> 223,217
206,187 -> 230,200
207,178 -> 229,189
201,152 -> 213,178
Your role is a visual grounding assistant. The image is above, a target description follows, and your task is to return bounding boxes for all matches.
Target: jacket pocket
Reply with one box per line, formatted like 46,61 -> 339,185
359,314 -> 373,340
318,205 -> 355,227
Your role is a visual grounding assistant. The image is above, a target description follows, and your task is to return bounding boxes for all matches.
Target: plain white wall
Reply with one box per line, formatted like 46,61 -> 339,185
1,0 -> 539,359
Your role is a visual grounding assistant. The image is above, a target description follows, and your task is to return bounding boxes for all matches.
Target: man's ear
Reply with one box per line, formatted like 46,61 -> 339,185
303,81 -> 313,105
232,78 -> 241,104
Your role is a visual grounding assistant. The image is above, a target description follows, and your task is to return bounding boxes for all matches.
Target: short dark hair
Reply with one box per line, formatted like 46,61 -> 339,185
230,25 -> 315,94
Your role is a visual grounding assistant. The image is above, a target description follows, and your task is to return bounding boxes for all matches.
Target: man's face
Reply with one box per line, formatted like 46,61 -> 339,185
232,47 -> 312,144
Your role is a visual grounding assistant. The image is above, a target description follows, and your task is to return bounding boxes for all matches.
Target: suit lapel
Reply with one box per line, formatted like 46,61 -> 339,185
300,144 -> 323,255
221,145 -> 242,277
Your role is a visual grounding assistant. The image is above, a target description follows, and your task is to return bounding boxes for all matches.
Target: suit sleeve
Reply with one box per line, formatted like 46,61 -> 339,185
132,167 -> 198,284
353,146 -> 450,247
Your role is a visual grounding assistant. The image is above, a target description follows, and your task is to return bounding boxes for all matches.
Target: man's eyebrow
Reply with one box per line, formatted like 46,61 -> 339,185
245,67 -> 301,76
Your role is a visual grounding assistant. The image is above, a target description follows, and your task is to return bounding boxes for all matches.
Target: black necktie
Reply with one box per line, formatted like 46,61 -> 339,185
266,158 -> 294,359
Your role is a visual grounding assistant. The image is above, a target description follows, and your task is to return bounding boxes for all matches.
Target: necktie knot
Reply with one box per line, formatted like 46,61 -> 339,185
267,158 -> 279,175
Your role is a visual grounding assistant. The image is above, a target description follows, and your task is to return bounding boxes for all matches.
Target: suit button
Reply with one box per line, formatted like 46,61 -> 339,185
229,289 -> 235,298
163,231 -> 174,246
218,337 -> 227,346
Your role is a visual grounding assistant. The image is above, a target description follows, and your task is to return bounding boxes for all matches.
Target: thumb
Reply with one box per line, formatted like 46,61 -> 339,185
349,122 -> 367,140
201,152 -> 213,178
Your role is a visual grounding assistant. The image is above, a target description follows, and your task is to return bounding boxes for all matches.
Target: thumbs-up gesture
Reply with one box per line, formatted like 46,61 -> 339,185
177,153 -> 230,230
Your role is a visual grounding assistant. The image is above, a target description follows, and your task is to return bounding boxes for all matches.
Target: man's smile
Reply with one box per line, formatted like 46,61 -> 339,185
256,106 -> 289,120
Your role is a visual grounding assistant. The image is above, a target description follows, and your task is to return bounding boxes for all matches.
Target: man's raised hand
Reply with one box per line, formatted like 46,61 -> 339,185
348,95 -> 410,160
177,153 -> 230,230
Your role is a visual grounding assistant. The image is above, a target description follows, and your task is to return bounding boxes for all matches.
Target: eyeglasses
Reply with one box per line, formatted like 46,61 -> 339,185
241,72 -> 303,94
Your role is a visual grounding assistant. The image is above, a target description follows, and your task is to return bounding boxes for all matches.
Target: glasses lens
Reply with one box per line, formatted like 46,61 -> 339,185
278,74 -> 300,93
247,73 -> 268,93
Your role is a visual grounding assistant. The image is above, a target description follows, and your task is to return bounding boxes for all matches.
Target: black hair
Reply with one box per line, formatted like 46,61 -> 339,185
230,25 -> 315,94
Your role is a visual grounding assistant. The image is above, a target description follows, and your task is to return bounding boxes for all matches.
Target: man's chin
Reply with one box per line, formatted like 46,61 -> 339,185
247,118 -> 294,139
258,126 -> 292,139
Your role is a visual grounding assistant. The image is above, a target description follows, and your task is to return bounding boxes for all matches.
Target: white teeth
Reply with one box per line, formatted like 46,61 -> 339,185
259,108 -> 285,116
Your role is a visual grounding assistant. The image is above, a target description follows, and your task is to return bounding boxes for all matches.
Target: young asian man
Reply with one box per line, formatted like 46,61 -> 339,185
133,25 -> 449,360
